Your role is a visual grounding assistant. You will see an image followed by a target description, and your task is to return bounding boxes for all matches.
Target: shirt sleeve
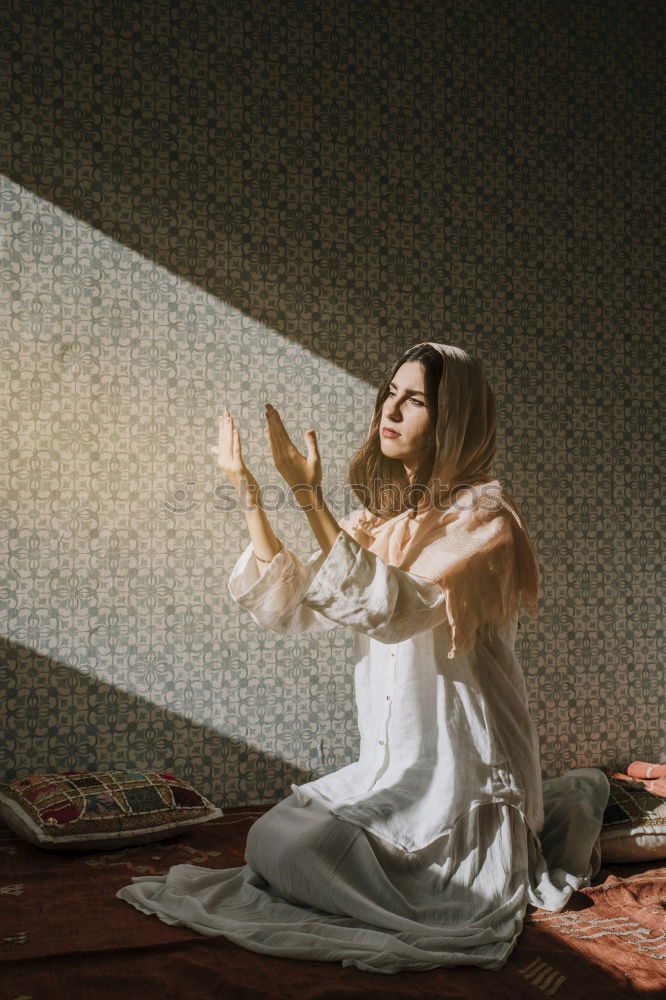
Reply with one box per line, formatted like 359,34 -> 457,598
299,527 -> 450,645
227,540 -> 339,635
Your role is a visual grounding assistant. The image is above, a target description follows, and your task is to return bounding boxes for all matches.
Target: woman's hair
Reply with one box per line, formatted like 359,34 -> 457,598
347,344 -> 444,519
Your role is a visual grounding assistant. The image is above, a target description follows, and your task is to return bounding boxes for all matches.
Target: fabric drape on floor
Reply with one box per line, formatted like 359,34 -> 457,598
117,767 -> 609,974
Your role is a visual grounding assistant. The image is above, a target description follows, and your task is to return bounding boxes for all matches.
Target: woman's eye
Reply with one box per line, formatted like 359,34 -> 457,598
387,391 -> 424,407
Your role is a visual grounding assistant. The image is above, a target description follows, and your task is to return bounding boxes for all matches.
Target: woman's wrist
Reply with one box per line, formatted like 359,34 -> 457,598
230,473 -> 260,509
253,538 -> 283,563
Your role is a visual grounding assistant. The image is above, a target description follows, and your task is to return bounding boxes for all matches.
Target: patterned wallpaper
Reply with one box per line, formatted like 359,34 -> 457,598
0,0 -> 662,808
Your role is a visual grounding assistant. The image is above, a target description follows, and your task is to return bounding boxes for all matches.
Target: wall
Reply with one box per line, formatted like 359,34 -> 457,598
0,0 -> 662,806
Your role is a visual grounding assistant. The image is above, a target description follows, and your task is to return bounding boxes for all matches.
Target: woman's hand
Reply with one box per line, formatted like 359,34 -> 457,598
210,411 -> 261,500
264,403 -> 322,495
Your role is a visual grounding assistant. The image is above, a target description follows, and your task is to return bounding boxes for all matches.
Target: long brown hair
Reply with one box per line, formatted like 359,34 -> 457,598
347,344 -> 444,519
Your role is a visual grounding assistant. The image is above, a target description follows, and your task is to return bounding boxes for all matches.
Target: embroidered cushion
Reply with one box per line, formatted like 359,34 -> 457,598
599,774 -> 666,862
0,770 -> 223,851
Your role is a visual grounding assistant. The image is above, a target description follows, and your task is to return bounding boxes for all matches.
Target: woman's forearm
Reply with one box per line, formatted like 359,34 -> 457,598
237,482 -> 340,579
293,485 -> 341,557
237,483 -> 281,577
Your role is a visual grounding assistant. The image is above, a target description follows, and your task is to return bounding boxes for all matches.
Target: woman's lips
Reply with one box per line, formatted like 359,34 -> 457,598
382,428 -> 400,437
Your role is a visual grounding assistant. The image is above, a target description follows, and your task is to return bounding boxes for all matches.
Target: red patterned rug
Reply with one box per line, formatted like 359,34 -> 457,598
1,806 -> 664,999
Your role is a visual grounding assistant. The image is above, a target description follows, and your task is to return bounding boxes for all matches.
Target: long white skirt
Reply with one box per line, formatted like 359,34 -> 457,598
116,767 -> 609,974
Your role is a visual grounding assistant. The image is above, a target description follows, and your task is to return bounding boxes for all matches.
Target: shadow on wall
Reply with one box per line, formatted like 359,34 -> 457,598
0,637 -> 314,806
0,2 -> 423,379
2,0 -> 660,807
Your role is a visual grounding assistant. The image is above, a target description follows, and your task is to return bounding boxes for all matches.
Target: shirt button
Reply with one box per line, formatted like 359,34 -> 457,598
386,695 -> 391,701
378,739 -> 384,745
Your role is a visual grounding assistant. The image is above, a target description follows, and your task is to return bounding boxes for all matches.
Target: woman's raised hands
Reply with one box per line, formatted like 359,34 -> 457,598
210,411 -> 261,499
264,403 -> 322,495
210,406 -> 322,502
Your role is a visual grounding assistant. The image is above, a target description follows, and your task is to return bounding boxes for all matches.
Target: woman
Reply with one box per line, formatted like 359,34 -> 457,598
117,342 -> 609,974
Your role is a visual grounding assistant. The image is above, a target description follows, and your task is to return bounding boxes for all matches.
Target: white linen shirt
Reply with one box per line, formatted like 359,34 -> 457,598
227,527 -> 545,853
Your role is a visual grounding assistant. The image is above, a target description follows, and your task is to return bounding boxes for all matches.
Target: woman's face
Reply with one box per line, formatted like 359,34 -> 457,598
379,361 -> 432,473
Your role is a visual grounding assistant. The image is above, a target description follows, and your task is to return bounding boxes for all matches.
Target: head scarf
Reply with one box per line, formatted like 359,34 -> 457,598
339,342 -> 540,659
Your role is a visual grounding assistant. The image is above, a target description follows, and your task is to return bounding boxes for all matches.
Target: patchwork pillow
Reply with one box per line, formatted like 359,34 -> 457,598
600,773 -> 666,862
0,770 -> 223,851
